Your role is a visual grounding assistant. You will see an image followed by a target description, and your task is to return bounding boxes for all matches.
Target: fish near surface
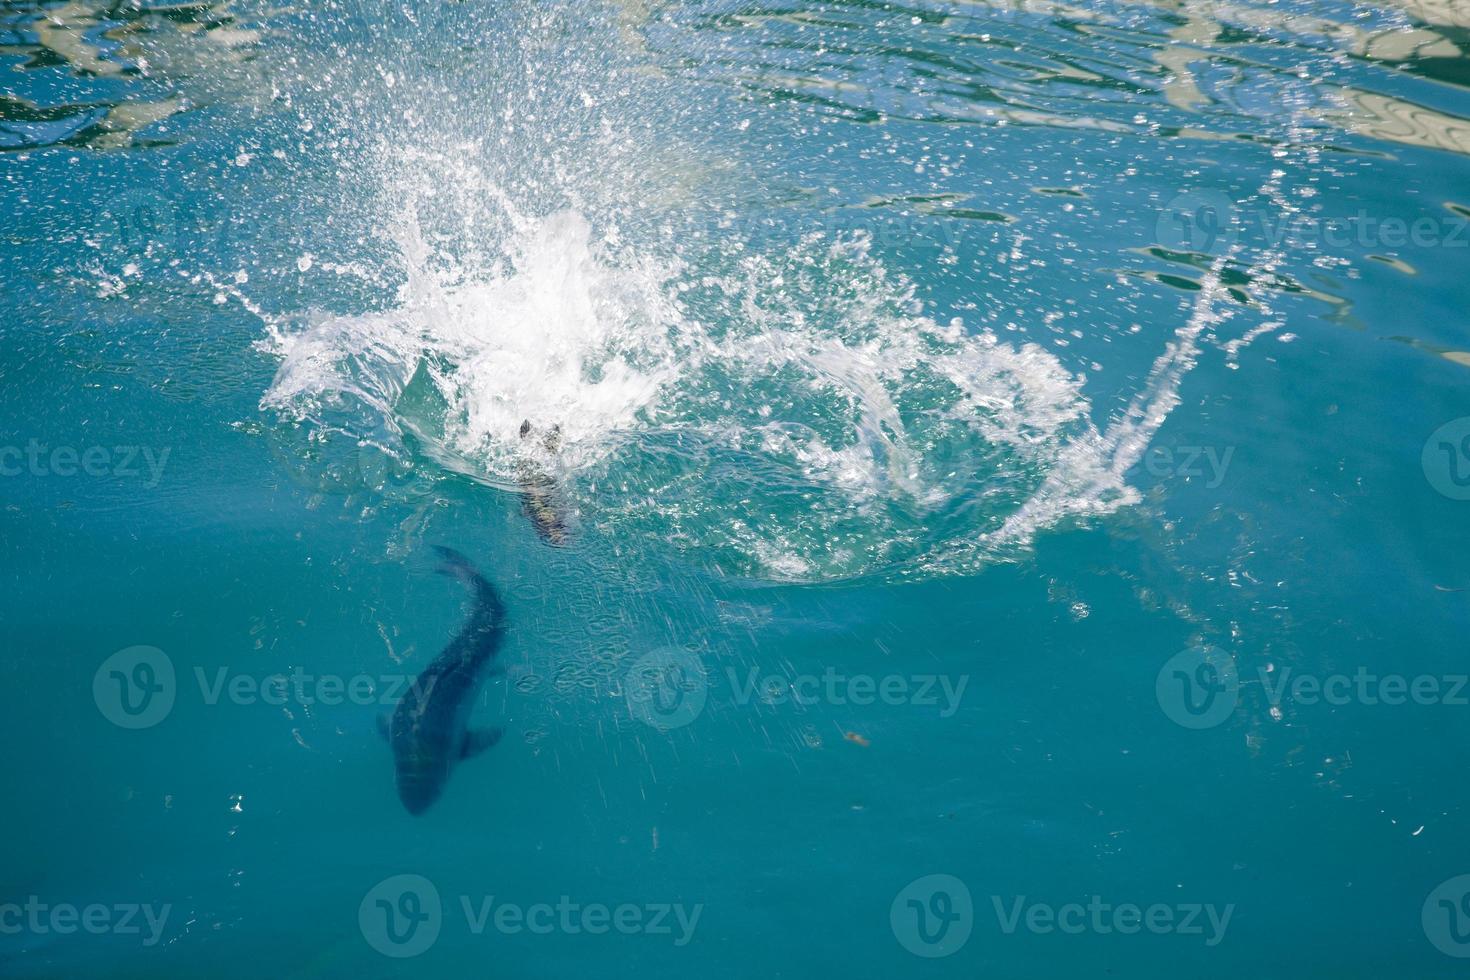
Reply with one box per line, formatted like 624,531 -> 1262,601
516,419 -> 571,546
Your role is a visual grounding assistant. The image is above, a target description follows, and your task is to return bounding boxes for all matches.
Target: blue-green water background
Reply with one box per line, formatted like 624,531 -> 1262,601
4,0 -> 1470,975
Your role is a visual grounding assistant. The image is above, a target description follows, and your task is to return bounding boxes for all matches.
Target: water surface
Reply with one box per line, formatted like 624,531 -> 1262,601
4,0 -> 1470,975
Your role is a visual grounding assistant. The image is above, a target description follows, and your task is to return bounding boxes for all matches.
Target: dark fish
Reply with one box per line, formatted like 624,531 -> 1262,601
380,546 -> 506,815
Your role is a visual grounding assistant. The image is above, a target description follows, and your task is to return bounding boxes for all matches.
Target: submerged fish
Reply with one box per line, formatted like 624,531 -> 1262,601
380,546 -> 506,815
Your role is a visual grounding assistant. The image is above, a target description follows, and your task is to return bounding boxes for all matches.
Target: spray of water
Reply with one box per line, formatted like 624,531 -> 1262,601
254,0 -> 1239,582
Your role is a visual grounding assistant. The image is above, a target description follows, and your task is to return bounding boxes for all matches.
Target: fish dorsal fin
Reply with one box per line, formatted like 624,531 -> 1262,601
460,727 -> 503,760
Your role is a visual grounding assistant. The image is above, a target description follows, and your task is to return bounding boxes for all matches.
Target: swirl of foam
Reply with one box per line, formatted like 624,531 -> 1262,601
262,202 -> 1103,581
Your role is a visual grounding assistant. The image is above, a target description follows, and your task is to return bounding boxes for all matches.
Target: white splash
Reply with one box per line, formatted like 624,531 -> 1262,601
260,164 -> 1193,581
262,200 -> 691,486
986,257 -> 1234,553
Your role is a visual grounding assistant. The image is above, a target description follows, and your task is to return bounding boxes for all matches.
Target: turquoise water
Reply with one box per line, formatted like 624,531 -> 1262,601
5,0 -> 1470,974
